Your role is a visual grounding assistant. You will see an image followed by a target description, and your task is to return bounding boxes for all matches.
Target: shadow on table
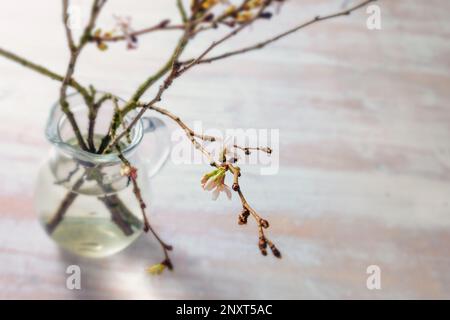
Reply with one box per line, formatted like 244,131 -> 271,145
58,232 -> 229,299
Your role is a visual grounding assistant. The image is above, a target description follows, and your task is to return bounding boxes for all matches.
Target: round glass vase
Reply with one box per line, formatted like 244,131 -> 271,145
34,92 -> 170,258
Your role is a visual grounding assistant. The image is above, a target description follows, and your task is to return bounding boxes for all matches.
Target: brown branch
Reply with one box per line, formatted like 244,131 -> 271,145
134,104 -> 270,165
117,151 -> 174,270
0,47 -> 90,97
127,26 -> 191,105
178,1 -> 270,75
145,105 -> 216,142
101,0 -> 374,145
190,0 -> 252,35
138,108 -> 279,257
105,4 -> 270,151
228,164 -> 280,258
90,20 -> 184,43
12,0 -> 379,267
94,19 -> 195,155
146,104 -> 220,166
47,165 -> 141,236
62,0 -> 77,52
114,102 -> 277,257
46,177 -> 84,234
191,0 -> 377,65
101,2 -> 276,152
96,0 -> 375,261
233,144 -> 272,155
87,92 -> 113,152
102,0 -> 260,134
98,196 -> 134,236
59,0 -> 107,151
104,37 -> 190,152
110,0 -> 374,148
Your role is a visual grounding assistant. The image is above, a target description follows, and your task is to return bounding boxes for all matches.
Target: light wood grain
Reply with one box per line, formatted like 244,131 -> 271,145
0,0 -> 449,299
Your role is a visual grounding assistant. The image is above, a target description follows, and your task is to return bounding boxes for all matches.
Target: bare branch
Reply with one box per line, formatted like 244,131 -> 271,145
62,0 -> 76,52
59,0 -> 107,151
178,1 -> 270,74
176,0 -> 188,23
0,46 -> 89,96
104,3 -> 271,151
90,20 -> 184,43
117,151 -> 174,270
228,164 -> 280,258
191,0 -> 377,65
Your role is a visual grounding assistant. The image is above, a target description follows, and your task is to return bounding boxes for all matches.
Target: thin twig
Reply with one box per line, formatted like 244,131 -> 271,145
105,4 -> 270,150
176,0 -> 188,23
228,164 -> 280,258
117,151 -> 174,270
0,47 -> 90,97
90,20 -> 184,43
59,0 -> 107,151
178,1 -> 270,75
87,92 -> 113,151
193,0 -> 378,65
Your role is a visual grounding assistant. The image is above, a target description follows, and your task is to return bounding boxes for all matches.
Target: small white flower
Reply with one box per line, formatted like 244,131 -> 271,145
114,15 -> 138,50
211,176 -> 232,200
200,167 -> 232,200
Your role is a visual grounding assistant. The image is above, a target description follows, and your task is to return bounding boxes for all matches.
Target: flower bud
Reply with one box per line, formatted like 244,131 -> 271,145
258,237 -> 267,249
270,244 -> 281,258
259,12 -> 273,19
260,219 -> 269,229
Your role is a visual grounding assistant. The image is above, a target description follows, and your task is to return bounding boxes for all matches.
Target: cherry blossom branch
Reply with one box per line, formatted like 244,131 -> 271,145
228,164 -> 280,257
87,92 -> 113,152
62,0 -> 76,51
190,0 -> 253,34
98,196 -> 134,236
117,151 -> 174,271
59,0 -> 107,151
47,162 -> 142,236
106,94 -> 278,258
0,0 -> 381,272
178,1 -> 270,75
90,19 -> 184,43
89,0 -> 189,47
138,104 -> 273,166
145,105 -> 216,142
190,0 -> 377,65
100,0 -> 376,259
96,32 -> 190,154
140,104 -> 220,166
128,33 -> 189,106
233,144 -> 272,155
46,177 -> 84,234
127,103 -> 278,257
105,3 -> 273,151
0,47 -> 90,97
44,0 -> 141,237
100,1 -> 275,143
113,0 -> 374,157
104,39 -> 192,153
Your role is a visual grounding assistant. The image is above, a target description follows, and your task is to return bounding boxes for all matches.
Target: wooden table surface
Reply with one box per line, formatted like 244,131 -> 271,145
0,0 -> 449,299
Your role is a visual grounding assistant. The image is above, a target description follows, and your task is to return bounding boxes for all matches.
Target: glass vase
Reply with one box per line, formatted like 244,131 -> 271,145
34,92 -> 170,258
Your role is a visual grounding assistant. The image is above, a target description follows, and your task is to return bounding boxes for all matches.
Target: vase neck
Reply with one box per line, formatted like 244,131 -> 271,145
46,92 -> 143,165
